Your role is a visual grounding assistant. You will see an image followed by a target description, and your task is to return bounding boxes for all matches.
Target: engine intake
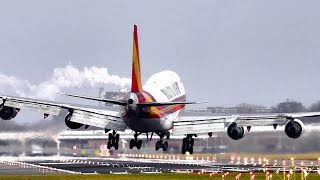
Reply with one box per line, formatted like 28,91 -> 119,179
285,119 -> 304,139
227,122 -> 245,140
0,106 -> 18,120
65,112 -> 83,129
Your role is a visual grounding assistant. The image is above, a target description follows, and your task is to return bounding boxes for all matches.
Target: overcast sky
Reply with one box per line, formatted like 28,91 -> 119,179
1,0 -> 320,110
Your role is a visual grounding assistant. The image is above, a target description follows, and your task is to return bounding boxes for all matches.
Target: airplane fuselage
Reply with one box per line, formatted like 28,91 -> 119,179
121,70 -> 186,132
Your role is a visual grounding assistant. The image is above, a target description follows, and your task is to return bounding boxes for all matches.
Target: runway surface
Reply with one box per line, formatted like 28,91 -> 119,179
0,155 -> 319,175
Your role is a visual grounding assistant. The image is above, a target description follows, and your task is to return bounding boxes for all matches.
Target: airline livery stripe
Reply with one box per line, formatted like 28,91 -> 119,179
134,91 -> 186,118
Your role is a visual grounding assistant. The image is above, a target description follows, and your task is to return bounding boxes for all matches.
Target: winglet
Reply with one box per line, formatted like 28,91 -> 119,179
131,24 -> 142,92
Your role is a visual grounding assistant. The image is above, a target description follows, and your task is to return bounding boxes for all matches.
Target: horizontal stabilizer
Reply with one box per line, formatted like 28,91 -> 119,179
59,93 -> 127,106
137,101 -> 207,107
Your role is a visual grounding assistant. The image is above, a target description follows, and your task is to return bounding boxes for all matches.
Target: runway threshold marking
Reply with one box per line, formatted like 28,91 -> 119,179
140,171 -> 162,174
110,171 -> 130,174
0,160 -> 80,174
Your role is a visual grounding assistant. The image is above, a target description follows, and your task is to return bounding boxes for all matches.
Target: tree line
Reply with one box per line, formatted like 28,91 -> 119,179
234,99 -> 320,114
271,99 -> 320,113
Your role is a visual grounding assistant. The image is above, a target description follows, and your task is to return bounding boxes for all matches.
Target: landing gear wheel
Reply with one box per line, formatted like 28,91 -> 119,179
189,146 -> 193,154
190,139 -> 194,146
182,146 -> 186,154
166,132 -> 170,139
162,141 -> 168,151
114,142 -> 119,150
107,141 -> 112,149
137,140 -> 142,149
129,139 -> 135,149
181,134 -> 196,154
107,130 -> 120,150
183,138 -> 186,145
155,141 -> 161,151
154,131 -> 171,152
129,132 -> 143,150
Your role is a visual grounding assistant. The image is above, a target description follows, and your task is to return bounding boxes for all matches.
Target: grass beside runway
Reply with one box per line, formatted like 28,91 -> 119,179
0,173 -> 320,180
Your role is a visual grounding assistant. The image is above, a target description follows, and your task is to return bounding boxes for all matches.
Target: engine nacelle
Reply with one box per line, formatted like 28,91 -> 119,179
284,119 -> 305,139
65,112 -> 84,129
0,106 -> 19,120
227,122 -> 245,140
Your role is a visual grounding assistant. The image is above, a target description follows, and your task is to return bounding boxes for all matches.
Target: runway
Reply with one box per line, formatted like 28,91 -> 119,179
0,155 -> 319,175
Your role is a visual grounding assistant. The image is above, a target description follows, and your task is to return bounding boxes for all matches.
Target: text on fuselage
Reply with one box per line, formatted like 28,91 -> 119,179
160,82 -> 181,100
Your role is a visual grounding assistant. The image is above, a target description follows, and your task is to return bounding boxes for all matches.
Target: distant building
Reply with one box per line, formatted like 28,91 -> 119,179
99,88 -> 127,107
207,106 -> 238,114
185,108 -> 211,113
207,104 -> 272,114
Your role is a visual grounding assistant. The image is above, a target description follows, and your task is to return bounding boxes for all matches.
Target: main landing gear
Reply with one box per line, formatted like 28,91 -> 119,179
130,132 -> 142,149
182,134 -> 197,154
107,130 -> 120,150
155,131 -> 170,152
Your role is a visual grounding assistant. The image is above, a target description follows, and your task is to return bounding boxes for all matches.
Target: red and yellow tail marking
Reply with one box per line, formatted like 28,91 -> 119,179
131,24 -> 142,92
135,91 -> 186,118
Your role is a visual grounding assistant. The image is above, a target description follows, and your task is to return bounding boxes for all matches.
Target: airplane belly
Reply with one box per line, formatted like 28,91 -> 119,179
123,117 -> 172,132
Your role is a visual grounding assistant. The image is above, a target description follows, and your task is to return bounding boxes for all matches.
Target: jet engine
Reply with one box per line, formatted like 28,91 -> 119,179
284,119 -> 304,138
0,106 -> 19,120
227,122 -> 245,140
65,112 -> 83,129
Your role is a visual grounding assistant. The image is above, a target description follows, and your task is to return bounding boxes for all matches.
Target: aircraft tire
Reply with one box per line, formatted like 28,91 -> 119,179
129,139 -> 135,149
162,141 -> 168,151
189,146 -> 193,154
155,141 -> 161,151
137,140 -> 142,149
108,133 -> 112,141
166,132 -> 170,139
114,141 -> 119,150
115,134 -> 120,141
182,146 -> 186,154
190,139 -> 194,146
182,138 -> 186,145
107,141 -> 112,149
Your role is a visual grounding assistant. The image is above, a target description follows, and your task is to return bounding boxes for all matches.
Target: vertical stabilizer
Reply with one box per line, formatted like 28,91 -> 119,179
131,24 -> 142,92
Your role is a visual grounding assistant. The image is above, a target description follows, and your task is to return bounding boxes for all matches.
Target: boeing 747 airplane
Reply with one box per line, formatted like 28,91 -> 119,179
1,25 -> 319,154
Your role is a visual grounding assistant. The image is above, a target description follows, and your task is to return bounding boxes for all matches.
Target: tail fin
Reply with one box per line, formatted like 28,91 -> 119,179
131,24 -> 142,92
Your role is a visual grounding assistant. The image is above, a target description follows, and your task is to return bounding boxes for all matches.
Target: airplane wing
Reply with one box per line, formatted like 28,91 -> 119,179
172,112 -> 320,135
0,95 -> 126,131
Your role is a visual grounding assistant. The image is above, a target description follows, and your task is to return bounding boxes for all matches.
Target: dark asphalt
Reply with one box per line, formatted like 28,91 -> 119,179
0,156 -> 319,175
